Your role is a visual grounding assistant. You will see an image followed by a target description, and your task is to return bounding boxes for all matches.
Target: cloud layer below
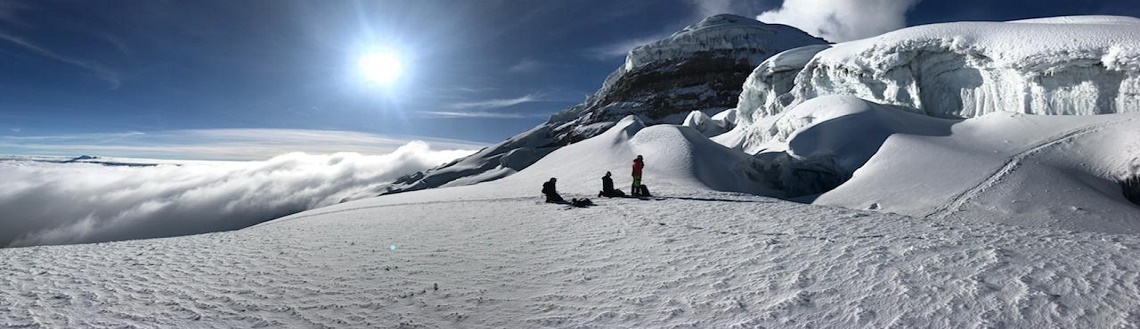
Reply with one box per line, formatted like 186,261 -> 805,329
0,141 -> 476,247
758,0 -> 921,42
0,128 -> 485,161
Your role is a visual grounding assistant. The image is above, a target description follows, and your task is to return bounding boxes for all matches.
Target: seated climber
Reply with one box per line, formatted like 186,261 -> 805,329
542,177 -> 565,203
598,171 -> 626,197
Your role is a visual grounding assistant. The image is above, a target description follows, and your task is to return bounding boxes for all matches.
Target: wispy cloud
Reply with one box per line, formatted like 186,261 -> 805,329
447,93 -> 544,110
758,0 -> 921,42
0,128 -> 486,161
8,127 -> 18,133
507,58 -> 547,73
0,0 -> 30,27
415,111 -> 551,119
0,32 -> 122,89
588,33 -> 672,60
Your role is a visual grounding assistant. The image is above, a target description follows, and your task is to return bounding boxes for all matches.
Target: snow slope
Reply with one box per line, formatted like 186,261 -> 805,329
816,110 -> 1140,234
5,122 -> 1140,327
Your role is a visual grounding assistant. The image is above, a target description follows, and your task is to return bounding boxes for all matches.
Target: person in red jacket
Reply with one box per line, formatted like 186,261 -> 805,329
631,155 -> 644,196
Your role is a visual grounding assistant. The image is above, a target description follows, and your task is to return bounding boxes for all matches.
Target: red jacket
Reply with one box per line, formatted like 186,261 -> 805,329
632,159 -> 644,177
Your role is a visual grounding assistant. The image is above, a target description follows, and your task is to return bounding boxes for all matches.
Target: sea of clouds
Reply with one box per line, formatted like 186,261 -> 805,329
0,141 -> 474,247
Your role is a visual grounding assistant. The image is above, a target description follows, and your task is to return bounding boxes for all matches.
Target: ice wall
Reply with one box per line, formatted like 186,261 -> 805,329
737,16 -> 1140,125
736,45 -> 831,124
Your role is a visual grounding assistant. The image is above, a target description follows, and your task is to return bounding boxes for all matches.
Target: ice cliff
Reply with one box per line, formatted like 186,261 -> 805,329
730,15 -> 1140,153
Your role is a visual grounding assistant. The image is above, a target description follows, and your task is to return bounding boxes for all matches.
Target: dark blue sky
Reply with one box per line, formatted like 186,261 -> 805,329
0,0 -> 1137,159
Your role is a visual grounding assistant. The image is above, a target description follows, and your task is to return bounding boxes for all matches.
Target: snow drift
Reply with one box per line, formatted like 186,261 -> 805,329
815,111 -> 1140,234
0,142 -> 473,247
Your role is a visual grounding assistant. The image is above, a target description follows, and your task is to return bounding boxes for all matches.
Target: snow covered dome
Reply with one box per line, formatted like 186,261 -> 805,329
623,14 -> 828,72
738,15 -> 1140,124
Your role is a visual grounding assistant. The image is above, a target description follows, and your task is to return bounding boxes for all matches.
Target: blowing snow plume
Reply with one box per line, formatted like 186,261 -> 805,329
0,141 -> 475,247
757,0 -> 920,42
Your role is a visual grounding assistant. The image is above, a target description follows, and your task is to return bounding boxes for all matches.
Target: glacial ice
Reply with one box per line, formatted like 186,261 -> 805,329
735,15 -> 1140,125
736,44 -> 831,124
598,14 -> 828,98
624,14 -> 829,72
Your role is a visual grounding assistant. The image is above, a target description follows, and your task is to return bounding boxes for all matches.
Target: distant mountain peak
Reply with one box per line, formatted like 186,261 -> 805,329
353,16 -> 828,199
680,14 -> 770,33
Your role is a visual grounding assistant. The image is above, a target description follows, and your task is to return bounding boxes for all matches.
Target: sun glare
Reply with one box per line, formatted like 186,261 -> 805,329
358,50 -> 403,84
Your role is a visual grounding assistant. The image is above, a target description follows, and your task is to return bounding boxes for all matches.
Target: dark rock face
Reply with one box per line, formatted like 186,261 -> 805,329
595,54 -> 753,122
354,16 -> 827,199
548,53 -> 757,146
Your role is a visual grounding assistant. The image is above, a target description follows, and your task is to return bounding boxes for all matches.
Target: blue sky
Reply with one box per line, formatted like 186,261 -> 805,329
0,0 -> 1137,160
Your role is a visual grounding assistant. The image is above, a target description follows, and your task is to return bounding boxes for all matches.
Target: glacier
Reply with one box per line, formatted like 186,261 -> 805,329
736,15 -> 1140,131
715,15 -> 1140,229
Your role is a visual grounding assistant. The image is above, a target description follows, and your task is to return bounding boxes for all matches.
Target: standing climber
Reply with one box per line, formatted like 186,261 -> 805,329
631,155 -> 645,196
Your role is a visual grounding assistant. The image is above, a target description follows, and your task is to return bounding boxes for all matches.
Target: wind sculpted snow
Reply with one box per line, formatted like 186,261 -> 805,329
4,187 -> 1140,327
816,111 -> 1140,234
736,15 -> 1140,123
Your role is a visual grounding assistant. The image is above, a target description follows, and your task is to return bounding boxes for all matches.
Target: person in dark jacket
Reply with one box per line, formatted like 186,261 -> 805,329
631,155 -> 645,196
542,177 -> 564,203
599,171 -> 625,197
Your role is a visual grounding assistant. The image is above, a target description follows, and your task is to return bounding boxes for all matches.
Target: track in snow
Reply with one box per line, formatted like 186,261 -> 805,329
924,117 -> 1138,220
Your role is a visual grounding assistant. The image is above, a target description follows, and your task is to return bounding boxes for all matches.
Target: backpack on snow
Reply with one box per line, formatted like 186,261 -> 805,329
638,184 -> 651,197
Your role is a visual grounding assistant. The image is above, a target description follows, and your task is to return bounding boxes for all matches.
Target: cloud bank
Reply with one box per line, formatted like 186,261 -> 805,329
0,128 -> 485,161
758,0 -> 921,42
0,141 -> 476,247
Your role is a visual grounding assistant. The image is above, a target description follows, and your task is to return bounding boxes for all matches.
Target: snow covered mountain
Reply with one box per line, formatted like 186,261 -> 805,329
355,15 -> 827,199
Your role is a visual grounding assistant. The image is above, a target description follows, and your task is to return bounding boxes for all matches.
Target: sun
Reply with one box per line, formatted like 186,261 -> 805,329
358,50 -> 403,84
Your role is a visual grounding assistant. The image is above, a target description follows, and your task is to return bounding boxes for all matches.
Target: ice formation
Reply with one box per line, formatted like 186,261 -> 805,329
735,44 -> 831,124
736,15 -> 1140,127
621,14 -> 829,74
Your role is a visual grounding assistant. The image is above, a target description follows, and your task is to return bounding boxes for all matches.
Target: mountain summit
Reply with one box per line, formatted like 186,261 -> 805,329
353,15 -> 827,199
